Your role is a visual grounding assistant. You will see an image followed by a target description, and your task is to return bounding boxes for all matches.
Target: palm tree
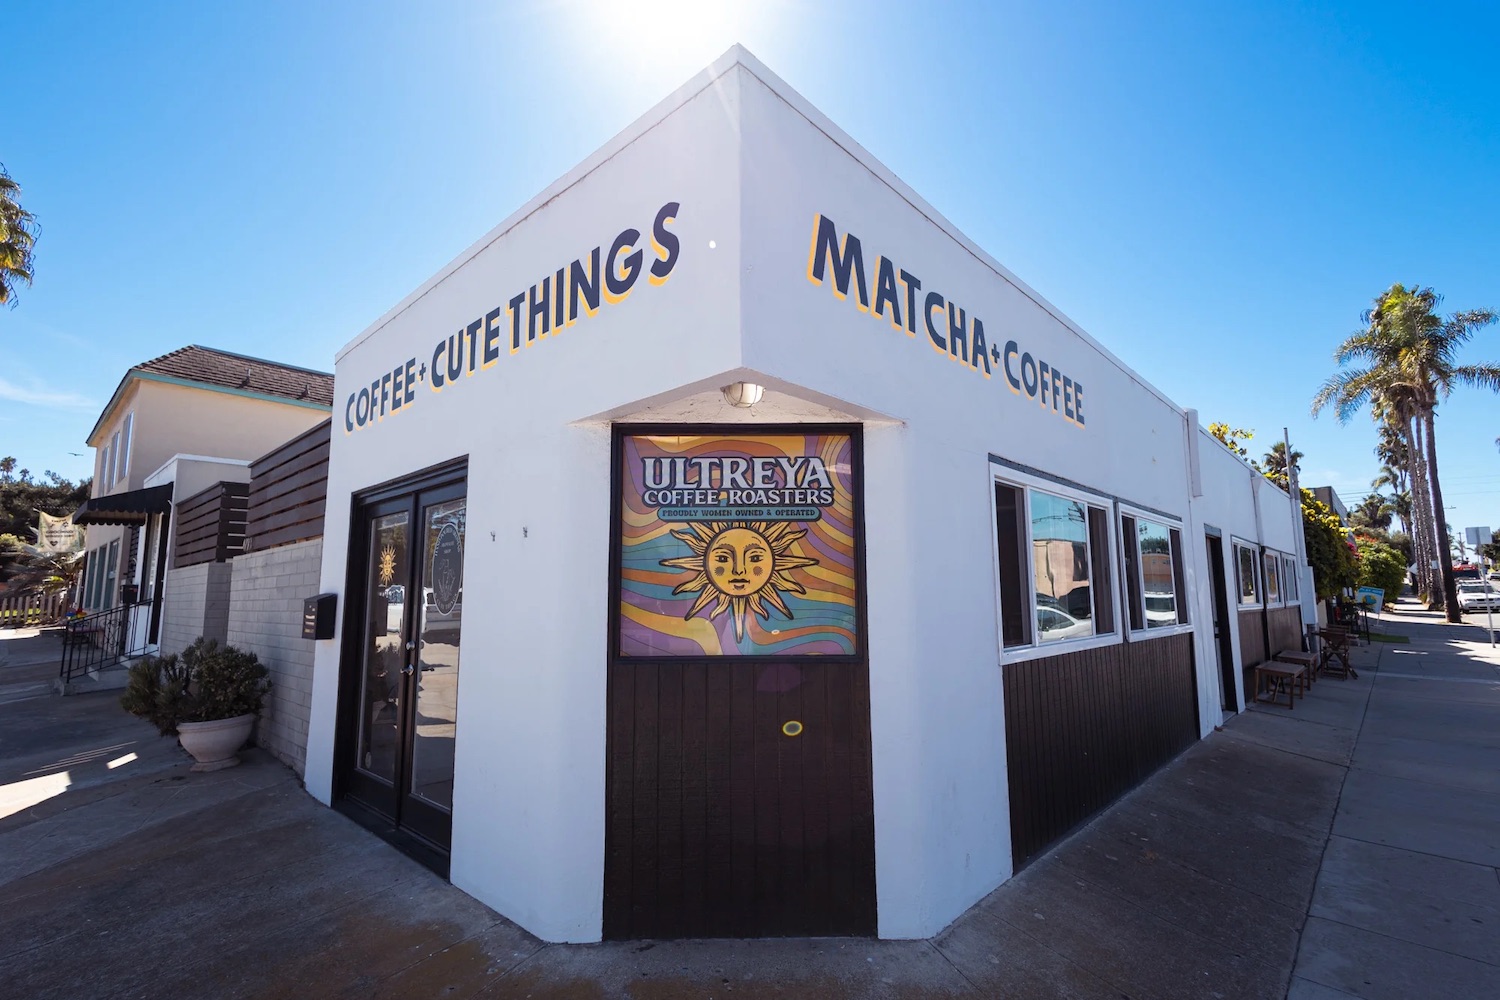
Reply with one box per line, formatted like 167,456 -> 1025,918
0,164 -> 38,307
1313,284 -> 1500,621
1261,441 -> 1304,480
1349,494 -> 1394,532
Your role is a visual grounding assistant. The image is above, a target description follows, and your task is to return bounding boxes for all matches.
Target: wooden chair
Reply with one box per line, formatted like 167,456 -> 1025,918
1316,627 -> 1358,679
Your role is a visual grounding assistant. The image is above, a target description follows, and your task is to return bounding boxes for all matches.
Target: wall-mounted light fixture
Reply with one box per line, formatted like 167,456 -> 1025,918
720,381 -> 765,408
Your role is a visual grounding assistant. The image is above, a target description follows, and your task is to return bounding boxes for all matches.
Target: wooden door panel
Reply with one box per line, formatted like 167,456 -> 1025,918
604,660 -> 875,939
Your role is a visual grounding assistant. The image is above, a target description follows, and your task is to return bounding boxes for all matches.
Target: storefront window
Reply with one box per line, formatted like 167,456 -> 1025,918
1264,551 -> 1282,605
1236,544 -> 1259,605
1123,516 -> 1186,631
994,477 -> 1115,653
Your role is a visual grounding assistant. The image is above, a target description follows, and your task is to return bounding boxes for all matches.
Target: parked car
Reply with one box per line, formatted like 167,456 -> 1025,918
422,585 -> 462,639
1037,606 -> 1092,641
1457,580 -> 1500,612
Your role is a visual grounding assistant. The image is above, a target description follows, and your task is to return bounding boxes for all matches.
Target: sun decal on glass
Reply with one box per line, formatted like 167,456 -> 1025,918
659,521 -> 819,640
377,543 -> 397,587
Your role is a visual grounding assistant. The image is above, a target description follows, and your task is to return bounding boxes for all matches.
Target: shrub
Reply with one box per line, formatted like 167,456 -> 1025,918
120,638 -> 271,736
1357,539 -> 1408,605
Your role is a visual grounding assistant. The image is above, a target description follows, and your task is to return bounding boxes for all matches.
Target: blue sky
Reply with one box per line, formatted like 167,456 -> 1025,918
6,1 -> 1498,541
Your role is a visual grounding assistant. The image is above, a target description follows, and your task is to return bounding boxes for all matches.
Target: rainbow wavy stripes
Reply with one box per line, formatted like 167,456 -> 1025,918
618,433 -> 858,656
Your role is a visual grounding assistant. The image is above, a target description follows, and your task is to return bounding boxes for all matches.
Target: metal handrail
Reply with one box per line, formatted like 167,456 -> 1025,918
58,600 -> 153,684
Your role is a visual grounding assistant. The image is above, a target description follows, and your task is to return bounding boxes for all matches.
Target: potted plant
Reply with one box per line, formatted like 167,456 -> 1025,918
121,637 -> 272,772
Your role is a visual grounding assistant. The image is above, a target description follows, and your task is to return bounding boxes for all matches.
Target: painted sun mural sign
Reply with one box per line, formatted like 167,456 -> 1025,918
618,431 -> 858,657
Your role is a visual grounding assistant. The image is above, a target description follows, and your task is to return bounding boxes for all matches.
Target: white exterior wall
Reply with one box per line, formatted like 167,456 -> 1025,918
737,68 -> 1205,937
306,49 -> 1306,944
308,63 -> 748,944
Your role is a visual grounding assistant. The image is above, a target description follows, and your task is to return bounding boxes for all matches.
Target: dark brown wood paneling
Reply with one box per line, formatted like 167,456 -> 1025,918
246,419 -> 331,552
172,481 -> 249,568
603,660 -> 876,939
1003,632 -> 1198,870
1238,608 -> 1267,667
1267,606 -> 1305,656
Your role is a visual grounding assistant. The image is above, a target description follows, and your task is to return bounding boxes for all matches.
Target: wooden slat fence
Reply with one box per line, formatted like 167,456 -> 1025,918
246,419 -> 330,552
0,591 -> 65,627
173,481 -> 249,568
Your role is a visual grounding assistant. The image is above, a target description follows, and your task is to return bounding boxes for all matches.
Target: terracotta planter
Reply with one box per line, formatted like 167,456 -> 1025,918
177,713 -> 255,772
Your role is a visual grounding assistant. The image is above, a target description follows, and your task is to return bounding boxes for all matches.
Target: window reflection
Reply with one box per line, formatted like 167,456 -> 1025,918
1030,490 -> 1093,642
1136,519 -> 1177,628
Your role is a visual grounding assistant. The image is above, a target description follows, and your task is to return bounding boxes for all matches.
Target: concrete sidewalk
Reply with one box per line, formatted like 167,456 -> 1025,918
1,606 -> 1497,999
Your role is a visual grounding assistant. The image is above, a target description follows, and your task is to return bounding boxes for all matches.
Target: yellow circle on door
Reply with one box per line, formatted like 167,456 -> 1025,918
782,720 -> 803,737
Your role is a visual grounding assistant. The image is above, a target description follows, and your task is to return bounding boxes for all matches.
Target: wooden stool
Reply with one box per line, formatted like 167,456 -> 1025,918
1254,661 -> 1306,708
1275,649 -> 1318,687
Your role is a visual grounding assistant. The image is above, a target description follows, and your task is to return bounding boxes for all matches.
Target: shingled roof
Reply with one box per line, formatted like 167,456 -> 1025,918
88,345 -> 333,444
135,345 -> 334,405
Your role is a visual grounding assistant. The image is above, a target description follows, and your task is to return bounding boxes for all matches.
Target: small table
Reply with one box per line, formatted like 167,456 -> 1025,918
1255,661 -> 1307,708
1274,649 -> 1319,687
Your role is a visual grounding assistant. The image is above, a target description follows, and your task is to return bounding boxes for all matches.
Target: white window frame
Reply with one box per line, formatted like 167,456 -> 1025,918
1232,538 -> 1263,609
990,464 -> 1123,664
1283,554 -> 1300,603
1119,504 -> 1194,640
106,434 -> 119,489
118,412 -> 133,482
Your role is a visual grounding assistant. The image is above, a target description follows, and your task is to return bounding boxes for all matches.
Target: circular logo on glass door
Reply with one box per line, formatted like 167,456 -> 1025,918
431,523 -> 463,615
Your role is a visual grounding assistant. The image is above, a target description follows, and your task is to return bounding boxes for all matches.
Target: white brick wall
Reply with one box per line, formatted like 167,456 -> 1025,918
226,539 -> 322,776
160,562 -> 232,655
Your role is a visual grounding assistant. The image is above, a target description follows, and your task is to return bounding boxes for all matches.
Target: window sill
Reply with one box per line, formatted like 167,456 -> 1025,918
1001,632 -> 1122,664
1127,623 -> 1194,642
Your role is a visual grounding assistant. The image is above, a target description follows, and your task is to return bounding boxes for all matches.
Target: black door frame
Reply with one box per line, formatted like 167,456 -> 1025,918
1204,528 -> 1239,712
333,457 -> 468,876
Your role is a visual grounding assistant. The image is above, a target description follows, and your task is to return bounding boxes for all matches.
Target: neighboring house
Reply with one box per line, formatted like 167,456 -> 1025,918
1311,486 -> 1349,526
71,346 -> 332,653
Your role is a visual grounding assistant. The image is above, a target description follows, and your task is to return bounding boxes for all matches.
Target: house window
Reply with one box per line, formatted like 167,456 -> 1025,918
106,434 -> 118,489
1235,544 -> 1260,606
118,413 -> 133,481
994,477 -> 1115,653
1283,555 -> 1299,603
1122,514 -> 1188,631
1264,552 -> 1282,605
102,539 -> 119,607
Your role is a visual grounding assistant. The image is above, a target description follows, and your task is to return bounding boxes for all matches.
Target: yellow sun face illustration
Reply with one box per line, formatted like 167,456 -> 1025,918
660,521 -> 819,640
378,543 -> 397,587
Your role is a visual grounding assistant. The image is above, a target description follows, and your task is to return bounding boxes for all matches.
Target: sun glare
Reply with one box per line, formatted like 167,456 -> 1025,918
580,0 -> 774,78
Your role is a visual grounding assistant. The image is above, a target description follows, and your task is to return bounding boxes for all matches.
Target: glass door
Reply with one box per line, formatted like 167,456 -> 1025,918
339,476 -> 466,858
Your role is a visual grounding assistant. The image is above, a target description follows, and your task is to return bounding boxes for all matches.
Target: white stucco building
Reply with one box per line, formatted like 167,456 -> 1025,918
302,47 -> 1309,943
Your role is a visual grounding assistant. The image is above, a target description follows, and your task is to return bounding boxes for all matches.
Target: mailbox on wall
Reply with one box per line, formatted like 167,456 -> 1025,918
302,593 -> 337,640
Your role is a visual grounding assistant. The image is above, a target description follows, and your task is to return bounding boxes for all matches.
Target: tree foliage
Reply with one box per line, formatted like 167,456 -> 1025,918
1208,422 -> 1254,460
1312,283 -> 1500,621
1261,441 -> 1303,478
0,461 -> 91,588
1301,488 -> 1357,599
1356,537 -> 1408,604
0,164 -> 38,308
